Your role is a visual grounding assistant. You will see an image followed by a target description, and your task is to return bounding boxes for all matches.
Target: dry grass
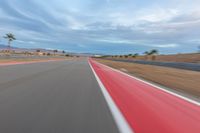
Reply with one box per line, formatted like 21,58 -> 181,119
110,53 -> 200,63
96,59 -> 200,99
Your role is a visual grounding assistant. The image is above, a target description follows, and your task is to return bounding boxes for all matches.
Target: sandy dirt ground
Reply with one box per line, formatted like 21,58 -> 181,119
95,59 -> 200,99
0,56 -> 74,65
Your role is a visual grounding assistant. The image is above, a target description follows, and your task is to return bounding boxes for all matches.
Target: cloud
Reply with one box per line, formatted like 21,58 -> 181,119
0,0 -> 199,54
152,44 -> 179,48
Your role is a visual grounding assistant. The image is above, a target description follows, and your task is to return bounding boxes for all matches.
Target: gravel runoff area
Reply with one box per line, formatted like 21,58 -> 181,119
0,55 -> 73,64
106,58 -> 200,72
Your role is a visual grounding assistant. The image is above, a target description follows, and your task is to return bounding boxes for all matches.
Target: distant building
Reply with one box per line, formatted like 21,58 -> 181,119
94,55 -> 102,57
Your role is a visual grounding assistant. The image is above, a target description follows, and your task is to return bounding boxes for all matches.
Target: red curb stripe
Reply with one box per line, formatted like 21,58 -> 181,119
89,59 -> 200,133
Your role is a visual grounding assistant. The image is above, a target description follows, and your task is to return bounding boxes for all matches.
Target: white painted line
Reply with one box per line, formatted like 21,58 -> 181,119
88,60 -> 134,133
94,60 -> 200,106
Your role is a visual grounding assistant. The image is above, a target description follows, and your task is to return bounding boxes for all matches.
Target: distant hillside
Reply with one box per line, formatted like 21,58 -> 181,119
0,44 -> 19,49
0,44 -> 9,49
0,45 -> 52,52
0,44 -> 103,56
0,44 -> 71,55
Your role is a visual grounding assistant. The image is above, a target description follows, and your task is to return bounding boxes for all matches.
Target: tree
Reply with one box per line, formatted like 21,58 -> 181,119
149,49 -> 159,60
4,33 -> 16,53
62,50 -> 66,54
144,51 -> 149,55
53,50 -> 58,56
144,51 -> 149,60
124,55 -> 128,58
149,49 -> 158,55
36,49 -> 41,53
132,53 -> 139,58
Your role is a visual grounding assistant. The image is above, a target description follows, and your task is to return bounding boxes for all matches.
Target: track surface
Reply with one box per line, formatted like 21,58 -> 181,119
108,59 -> 200,71
90,59 -> 200,133
1,58 -> 199,133
0,59 -> 119,133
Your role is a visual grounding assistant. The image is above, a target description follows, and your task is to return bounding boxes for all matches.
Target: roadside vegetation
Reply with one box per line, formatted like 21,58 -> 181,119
3,33 -> 16,53
99,49 -> 200,63
102,49 -> 159,61
0,33 -> 75,58
0,33 -> 79,64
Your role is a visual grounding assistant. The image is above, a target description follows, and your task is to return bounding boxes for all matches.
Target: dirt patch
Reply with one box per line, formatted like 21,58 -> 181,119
0,57 -> 74,64
95,59 -> 200,99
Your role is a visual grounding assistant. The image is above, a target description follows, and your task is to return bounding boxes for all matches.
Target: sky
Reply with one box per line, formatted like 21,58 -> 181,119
0,0 -> 200,54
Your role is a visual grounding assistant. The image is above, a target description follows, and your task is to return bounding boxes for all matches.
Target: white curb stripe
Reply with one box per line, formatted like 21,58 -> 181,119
88,60 -> 134,133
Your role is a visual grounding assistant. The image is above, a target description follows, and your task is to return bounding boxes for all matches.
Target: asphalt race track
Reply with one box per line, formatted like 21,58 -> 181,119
90,59 -> 200,133
0,59 -> 119,133
0,58 -> 199,133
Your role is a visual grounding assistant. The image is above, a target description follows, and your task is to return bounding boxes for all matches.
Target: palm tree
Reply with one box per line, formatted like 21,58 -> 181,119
4,33 -> 16,53
144,51 -> 149,55
36,49 -> 41,53
144,51 -> 149,60
149,49 -> 158,55
53,50 -> 58,56
149,49 -> 159,60
132,53 -> 139,58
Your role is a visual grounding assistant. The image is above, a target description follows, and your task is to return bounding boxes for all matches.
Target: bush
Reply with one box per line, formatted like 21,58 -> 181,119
124,55 -> 128,58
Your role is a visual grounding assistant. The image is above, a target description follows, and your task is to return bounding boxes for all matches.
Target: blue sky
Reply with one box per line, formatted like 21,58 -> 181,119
0,0 -> 200,54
